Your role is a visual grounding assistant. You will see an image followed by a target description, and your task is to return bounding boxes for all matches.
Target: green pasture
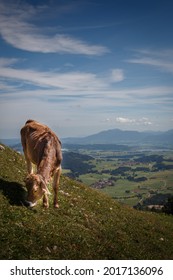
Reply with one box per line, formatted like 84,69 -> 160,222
77,150 -> 173,207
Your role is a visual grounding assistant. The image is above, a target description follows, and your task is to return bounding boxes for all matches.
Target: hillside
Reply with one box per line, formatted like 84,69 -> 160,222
0,144 -> 173,259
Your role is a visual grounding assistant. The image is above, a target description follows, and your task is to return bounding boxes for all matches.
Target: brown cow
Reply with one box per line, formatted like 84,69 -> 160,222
21,120 -> 62,208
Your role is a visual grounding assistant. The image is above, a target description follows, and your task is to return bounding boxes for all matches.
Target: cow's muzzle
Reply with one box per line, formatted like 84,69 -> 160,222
25,200 -> 37,208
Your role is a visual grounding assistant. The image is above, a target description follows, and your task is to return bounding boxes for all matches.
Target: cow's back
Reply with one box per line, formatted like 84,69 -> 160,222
21,120 -> 62,166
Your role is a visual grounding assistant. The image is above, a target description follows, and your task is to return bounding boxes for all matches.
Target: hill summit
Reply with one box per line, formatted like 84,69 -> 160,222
0,144 -> 173,259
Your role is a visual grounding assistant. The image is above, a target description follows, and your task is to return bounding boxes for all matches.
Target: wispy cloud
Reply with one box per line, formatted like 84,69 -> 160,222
110,69 -> 125,82
0,57 -> 172,108
127,49 -> 173,74
0,58 -> 124,91
0,59 -> 172,110
0,58 -> 19,67
0,1 -> 109,55
1,77 -> 172,137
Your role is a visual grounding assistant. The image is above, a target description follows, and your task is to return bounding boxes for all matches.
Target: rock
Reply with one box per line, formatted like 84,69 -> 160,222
0,145 -> 5,151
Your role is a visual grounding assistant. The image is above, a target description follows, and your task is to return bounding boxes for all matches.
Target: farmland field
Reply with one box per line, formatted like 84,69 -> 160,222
62,147 -> 173,209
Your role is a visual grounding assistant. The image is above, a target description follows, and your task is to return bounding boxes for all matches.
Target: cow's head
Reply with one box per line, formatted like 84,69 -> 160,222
25,174 -> 50,207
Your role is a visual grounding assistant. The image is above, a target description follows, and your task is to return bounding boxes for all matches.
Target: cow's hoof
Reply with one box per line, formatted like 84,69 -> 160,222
54,203 -> 59,208
43,203 -> 49,208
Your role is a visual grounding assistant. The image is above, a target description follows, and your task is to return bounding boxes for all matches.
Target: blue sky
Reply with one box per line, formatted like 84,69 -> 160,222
0,0 -> 173,138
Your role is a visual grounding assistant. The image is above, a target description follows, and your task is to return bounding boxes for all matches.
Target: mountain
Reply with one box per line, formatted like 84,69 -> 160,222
1,129 -> 173,151
1,144 -> 173,259
63,128 -> 173,147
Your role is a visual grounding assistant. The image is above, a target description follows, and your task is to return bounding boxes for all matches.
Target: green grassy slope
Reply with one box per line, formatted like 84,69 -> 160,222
0,144 -> 173,260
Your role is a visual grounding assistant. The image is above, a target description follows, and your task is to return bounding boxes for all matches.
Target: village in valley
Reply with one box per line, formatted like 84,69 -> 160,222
62,146 -> 173,212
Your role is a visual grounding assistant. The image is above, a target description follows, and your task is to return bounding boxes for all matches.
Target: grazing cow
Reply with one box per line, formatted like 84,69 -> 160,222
21,120 -> 62,208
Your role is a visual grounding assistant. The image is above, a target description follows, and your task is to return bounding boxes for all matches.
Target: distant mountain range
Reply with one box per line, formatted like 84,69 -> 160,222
63,128 -> 173,147
0,138 -> 20,146
1,128 -> 173,149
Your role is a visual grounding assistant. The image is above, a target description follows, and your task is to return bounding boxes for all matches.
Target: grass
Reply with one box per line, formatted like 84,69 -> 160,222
78,154 -> 173,207
0,144 -> 173,259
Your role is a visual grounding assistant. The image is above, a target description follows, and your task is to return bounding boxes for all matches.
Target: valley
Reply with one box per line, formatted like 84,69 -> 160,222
62,145 -> 173,210
2,127 -> 173,212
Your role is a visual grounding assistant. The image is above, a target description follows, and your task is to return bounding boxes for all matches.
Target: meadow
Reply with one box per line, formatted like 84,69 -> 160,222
63,148 -> 173,209
1,144 -> 173,259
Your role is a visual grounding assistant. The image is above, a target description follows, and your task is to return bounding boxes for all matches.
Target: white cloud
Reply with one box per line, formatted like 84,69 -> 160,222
1,59 -> 173,106
140,117 -> 152,125
0,59 -> 125,91
0,84 -> 171,138
115,117 -> 135,123
127,49 -> 173,74
115,117 -> 152,126
0,2 -> 109,55
0,58 -> 19,67
127,57 -> 173,73
111,69 -> 125,82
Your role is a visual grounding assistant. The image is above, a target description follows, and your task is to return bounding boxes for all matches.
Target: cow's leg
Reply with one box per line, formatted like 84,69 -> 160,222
26,158 -> 33,174
43,193 -> 49,208
21,136 -> 33,174
52,166 -> 61,208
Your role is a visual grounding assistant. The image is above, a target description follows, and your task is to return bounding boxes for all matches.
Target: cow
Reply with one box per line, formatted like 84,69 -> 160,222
21,120 -> 62,208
